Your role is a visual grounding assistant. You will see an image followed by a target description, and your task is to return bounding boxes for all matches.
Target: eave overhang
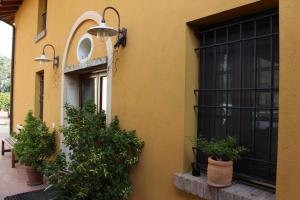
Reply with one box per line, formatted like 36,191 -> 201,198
0,0 -> 23,24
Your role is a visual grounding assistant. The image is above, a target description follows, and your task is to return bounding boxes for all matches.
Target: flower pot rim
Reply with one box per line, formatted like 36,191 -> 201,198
208,157 -> 233,167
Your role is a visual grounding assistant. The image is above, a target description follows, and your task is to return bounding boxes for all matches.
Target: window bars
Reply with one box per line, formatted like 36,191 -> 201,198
195,10 -> 279,186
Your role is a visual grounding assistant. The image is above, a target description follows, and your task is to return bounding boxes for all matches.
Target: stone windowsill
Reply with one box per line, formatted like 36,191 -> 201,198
35,29 -> 47,43
174,173 -> 275,200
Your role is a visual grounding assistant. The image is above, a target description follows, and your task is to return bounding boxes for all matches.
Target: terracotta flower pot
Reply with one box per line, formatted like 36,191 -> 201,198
207,157 -> 233,187
24,165 -> 43,186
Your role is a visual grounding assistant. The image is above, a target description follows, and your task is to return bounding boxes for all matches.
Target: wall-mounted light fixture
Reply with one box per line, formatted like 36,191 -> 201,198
34,44 -> 59,68
87,6 -> 127,49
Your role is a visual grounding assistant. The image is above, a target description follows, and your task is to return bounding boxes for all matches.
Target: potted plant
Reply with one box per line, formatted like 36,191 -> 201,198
194,136 -> 247,187
13,111 -> 56,186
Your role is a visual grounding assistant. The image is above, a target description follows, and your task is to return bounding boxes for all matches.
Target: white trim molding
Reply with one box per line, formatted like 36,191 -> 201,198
64,57 -> 107,74
60,11 -> 113,152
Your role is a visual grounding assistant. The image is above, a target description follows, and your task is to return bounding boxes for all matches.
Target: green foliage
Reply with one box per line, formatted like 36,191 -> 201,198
13,111 -> 56,172
193,136 -> 248,161
44,101 -> 144,200
0,56 -> 11,92
0,92 -> 10,111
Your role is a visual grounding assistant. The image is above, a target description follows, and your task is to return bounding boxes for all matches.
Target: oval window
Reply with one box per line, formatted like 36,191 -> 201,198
77,34 -> 93,63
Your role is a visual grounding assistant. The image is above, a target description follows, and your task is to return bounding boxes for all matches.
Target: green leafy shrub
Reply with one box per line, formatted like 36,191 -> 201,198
0,92 -> 10,111
193,136 -> 247,161
0,56 -> 11,93
44,101 -> 144,200
13,111 -> 56,172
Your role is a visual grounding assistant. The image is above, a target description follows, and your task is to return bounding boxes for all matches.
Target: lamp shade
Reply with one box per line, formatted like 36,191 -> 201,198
87,22 -> 118,38
34,53 -> 52,63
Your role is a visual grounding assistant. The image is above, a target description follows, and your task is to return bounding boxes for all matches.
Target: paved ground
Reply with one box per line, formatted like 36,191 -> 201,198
0,111 -> 45,200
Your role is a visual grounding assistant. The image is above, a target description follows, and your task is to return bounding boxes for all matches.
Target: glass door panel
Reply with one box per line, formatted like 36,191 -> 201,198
80,73 -> 107,112
81,76 -> 97,106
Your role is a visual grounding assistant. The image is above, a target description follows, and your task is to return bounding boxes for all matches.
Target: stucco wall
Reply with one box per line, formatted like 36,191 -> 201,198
276,0 -> 300,199
12,0 -> 295,199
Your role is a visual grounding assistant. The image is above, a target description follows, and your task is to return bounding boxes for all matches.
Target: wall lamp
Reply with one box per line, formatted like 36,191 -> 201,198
34,44 -> 59,68
87,6 -> 127,49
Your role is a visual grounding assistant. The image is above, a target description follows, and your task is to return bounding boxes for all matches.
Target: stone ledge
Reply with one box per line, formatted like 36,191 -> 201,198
35,29 -> 47,43
64,57 -> 107,74
174,173 -> 275,200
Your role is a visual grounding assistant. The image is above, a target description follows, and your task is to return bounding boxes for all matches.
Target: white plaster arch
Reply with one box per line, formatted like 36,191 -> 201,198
60,11 -> 113,151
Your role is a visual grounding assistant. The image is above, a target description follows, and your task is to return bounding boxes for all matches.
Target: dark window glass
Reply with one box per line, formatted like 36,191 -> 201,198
198,33 -> 204,46
81,78 -> 95,104
241,90 -> 255,107
39,73 -> 44,120
216,45 -> 227,89
228,24 -> 240,41
216,28 -> 227,44
43,0 -> 47,30
257,38 -> 272,88
273,91 -> 279,108
242,40 -> 255,88
38,0 -> 48,33
272,15 -> 279,33
256,17 -> 271,36
242,21 -> 254,38
273,35 -> 279,70
228,43 -> 241,89
204,47 -> 215,89
256,92 -> 271,108
197,11 -> 279,185
205,31 -> 214,45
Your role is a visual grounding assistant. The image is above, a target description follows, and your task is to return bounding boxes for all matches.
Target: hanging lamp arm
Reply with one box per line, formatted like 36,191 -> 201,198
100,6 -> 127,48
42,44 -> 59,68
42,44 -> 56,59
102,6 -> 121,32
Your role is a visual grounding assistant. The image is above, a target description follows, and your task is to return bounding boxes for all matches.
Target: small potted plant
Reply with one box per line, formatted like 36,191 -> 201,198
13,111 -> 56,186
194,136 -> 247,187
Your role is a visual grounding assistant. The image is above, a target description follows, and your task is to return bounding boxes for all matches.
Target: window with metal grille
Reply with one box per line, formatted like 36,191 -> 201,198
195,10 -> 279,186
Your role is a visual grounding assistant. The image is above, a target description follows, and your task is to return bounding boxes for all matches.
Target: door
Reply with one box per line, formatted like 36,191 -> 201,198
80,72 -> 107,112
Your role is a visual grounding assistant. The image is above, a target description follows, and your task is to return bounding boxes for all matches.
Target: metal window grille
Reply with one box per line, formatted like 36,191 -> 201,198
195,10 -> 279,186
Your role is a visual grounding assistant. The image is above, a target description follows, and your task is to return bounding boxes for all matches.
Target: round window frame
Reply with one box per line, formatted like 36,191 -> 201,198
77,33 -> 94,63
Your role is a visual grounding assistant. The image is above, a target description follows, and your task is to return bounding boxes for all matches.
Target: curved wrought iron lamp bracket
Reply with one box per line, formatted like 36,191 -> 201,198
102,7 -> 127,48
42,44 -> 59,68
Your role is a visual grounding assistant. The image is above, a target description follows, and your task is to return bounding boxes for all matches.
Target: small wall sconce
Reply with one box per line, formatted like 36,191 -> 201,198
87,6 -> 127,49
34,44 -> 59,68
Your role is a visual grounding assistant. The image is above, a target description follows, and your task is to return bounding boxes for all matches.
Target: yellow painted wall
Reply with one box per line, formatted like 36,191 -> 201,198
276,0 -> 300,199
13,0 -> 300,199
